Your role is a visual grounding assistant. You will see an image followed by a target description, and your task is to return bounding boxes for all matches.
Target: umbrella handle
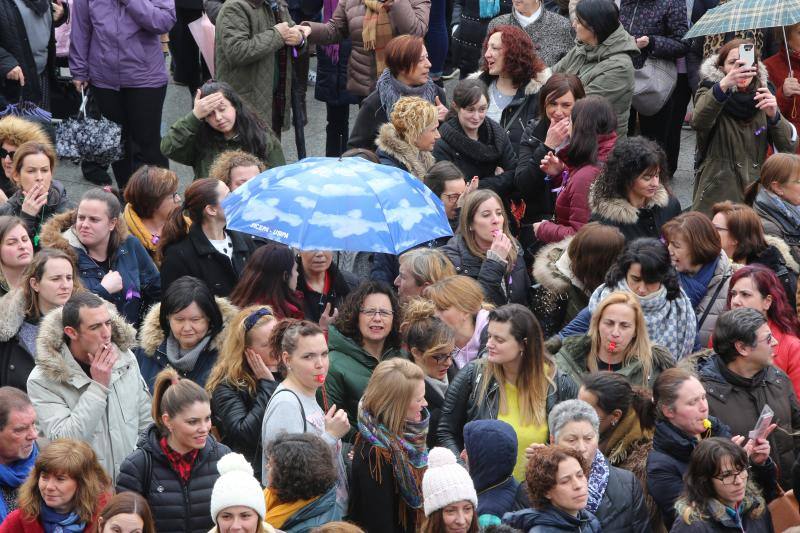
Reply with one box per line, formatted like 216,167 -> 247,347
784,26 -> 794,78
78,88 -> 89,119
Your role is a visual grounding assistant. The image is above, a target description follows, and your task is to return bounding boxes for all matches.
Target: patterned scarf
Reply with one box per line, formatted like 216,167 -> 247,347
38,501 -> 85,533
586,449 -> 610,514
356,402 -> 429,510
362,0 -> 393,77
759,187 -> 800,228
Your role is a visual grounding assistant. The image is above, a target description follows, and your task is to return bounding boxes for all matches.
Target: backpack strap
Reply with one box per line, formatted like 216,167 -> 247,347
697,274 -> 729,332
141,449 -> 152,498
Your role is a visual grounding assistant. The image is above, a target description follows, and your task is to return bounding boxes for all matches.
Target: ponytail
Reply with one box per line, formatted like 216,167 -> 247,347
151,368 -> 209,435
630,387 -> 656,431
268,319 -> 324,374
157,178 -> 221,260
581,371 -> 656,430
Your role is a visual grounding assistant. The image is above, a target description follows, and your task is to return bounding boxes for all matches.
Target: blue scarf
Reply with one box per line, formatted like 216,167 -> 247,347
586,449 -> 609,514
479,0 -> 499,18
0,443 -> 38,520
39,500 -> 86,533
679,257 -> 719,308
760,187 -> 800,227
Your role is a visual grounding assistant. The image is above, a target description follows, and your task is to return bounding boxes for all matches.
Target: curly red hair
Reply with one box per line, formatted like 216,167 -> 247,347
481,25 -> 545,88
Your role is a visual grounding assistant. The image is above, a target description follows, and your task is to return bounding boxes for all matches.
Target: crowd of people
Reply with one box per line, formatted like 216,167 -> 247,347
3,0 -> 800,530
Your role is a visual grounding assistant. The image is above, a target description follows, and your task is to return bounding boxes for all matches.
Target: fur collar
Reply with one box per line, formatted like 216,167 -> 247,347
699,54 -> 769,86
137,296 -> 239,356
589,181 -> 670,225
765,234 -> 800,273
375,123 -> 435,178
602,407 -> 652,467
467,67 -> 553,97
34,302 -> 138,384
39,209 -> 130,261
0,289 -> 27,341
532,237 -> 576,294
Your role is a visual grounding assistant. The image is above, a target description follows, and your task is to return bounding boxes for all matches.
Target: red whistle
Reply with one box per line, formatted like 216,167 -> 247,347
315,374 -> 326,384
608,341 -> 617,352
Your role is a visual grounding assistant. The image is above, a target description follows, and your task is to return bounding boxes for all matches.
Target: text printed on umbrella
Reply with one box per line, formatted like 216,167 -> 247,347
250,222 -> 289,240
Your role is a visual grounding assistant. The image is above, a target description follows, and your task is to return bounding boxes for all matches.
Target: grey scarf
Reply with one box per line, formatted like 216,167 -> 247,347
376,68 -> 439,118
424,374 -> 449,399
165,334 -> 211,373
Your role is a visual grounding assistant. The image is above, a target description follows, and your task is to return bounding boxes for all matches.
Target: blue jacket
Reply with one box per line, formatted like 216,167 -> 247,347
282,486 -> 343,532
503,506 -> 602,532
463,419 -> 519,525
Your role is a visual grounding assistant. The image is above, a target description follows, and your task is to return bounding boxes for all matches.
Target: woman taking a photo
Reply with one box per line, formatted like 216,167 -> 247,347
662,211 -> 734,346
116,369 -> 232,533
325,281 -> 404,440
433,80 -> 517,198
671,438 -> 775,533
122,165 -> 182,265
40,187 -> 161,327
0,216 -> 33,296
438,304 -> 577,480
534,95 -> 618,244
0,440 -> 111,533
137,275 -> 235,391
207,305 -> 279,483
161,80 -> 285,180
589,136 -> 682,242
692,39 -> 797,214
298,250 -> 357,324
0,248 -> 79,391
441,189 -> 529,307
350,358 -> 429,533
402,298 -> 457,448
375,96 -> 439,179
468,25 -> 550,152
424,275 -> 489,369
532,222 -> 625,338
0,141 -> 69,244
230,242 -> 305,320
554,291 -> 673,389
260,319 -> 349,506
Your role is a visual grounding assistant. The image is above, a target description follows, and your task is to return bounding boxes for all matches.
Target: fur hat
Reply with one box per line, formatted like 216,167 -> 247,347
210,453 -> 266,523
422,447 -> 478,517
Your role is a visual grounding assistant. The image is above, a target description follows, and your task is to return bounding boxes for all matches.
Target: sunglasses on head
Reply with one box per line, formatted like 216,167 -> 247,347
0,147 -> 16,160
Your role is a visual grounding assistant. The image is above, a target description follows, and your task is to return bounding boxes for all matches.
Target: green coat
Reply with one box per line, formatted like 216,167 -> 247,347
552,24 -> 638,137
215,0 -> 295,130
160,113 -> 285,180
323,325 -> 404,441
554,335 -> 674,389
691,56 -> 797,215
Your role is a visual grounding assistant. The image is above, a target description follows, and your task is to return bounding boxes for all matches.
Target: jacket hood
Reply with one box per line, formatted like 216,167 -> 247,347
375,122 -> 435,178
533,237 -> 576,294
40,208 -> 131,257
589,181 -> 671,225
34,301 -> 138,384
674,482 -> 766,528
699,54 -> 769,86
282,485 -> 339,528
764,234 -> 800,272
0,289 -> 27,341
463,419 -> 517,490
503,506 -> 601,531
468,67 -> 553,97
137,296 -> 239,356
581,24 -> 639,62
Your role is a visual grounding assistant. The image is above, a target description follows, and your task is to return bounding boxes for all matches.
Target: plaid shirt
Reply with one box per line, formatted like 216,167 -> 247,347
160,437 -> 199,483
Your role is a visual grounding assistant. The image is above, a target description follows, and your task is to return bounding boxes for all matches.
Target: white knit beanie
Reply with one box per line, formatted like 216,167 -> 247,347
210,453 -> 267,524
422,447 -> 478,517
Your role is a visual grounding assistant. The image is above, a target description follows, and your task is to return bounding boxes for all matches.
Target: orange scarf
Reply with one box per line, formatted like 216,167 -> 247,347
263,487 -> 319,529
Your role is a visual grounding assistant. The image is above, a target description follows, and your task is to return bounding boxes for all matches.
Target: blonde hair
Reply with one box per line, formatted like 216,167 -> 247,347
0,115 -> 51,148
17,440 -> 111,525
423,275 -> 489,316
458,189 -> 518,267
207,150 -> 266,187
401,298 -> 455,365
588,291 -> 653,386
361,358 -> 425,436
398,248 -> 456,287
206,305 -> 276,395
390,96 -> 438,144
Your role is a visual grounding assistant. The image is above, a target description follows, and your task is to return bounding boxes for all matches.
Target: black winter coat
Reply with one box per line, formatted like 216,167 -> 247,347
451,0 -> 512,76
618,0 -> 689,70
440,234 -> 530,307
746,243 -> 798,309
116,424 -> 232,533
588,181 -> 681,242
297,262 -> 358,323
160,224 -> 256,298
0,290 -> 36,392
424,365 -> 458,449
503,506 -> 602,533
437,358 -> 578,457
0,180 -> 71,245
348,84 -> 447,152
515,117 -> 558,225
210,379 -> 278,483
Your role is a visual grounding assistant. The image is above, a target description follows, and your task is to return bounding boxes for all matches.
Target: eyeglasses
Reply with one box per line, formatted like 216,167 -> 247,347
430,353 -> 454,365
713,467 -> 749,485
360,308 -> 393,318
0,147 -> 16,160
442,193 -> 461,203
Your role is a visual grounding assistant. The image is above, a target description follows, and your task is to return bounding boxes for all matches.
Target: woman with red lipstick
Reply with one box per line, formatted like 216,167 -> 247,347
116,369 -> 232,533
260,319 -> 349,508
0,440 -> 111,533
671,438 -> 775,533
0,248 -> 79,391
0,216 -> 33,296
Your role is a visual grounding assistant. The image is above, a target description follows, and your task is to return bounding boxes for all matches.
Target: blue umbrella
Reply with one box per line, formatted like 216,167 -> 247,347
222,157 -> 454,254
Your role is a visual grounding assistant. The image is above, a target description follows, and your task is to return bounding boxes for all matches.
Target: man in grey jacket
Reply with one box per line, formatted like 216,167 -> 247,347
27,292 -> 153,484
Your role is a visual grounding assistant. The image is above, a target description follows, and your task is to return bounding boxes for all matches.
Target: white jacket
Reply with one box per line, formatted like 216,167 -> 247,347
27,303 -> 153,484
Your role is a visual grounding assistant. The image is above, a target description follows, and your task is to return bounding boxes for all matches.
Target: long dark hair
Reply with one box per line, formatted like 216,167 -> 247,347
565,95 -> 616,168
158,178 -> 221,259
605,238 -> 681,300
196,81 -> 269,160
580,371 -> 656,432
229,242 -> 303,317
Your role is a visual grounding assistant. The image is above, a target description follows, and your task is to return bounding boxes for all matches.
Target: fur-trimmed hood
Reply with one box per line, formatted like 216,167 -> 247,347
137,296 -> 239,356
33,302 -> 138,384
532,237 -> 577,294
375,122 -> 436,178
589,179 -> 671,225
765,234 -> 800,273
468,67 -> 553,97
699,54 -> 769,86
39,208 -> 131,260
0,288 -> 27,341
674,482 -> 766,527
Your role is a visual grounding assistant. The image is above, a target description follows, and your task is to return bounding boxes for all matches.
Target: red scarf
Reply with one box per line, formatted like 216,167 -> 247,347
160,437 -> 200,483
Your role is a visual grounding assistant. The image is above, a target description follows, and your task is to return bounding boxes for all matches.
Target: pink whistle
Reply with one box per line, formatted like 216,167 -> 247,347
491,229 -> 500,237
608,341 -> 617,353
315,374 -> 326,384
